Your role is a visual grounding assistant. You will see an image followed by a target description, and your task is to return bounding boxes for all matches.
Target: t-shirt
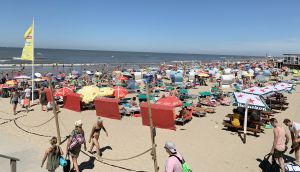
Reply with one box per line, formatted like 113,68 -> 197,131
24,88 -> 31,98
289,122 -> 300,137
165,152 -> 183,172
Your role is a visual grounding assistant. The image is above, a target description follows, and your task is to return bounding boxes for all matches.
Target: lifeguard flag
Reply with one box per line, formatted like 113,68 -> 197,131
21,21 -> 34,61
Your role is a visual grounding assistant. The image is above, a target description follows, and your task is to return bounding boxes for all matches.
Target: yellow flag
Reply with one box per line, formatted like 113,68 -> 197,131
21,21 -> 34,61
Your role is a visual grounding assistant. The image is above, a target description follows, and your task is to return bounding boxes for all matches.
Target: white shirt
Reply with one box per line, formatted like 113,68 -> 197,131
289,122 -> 300,137
24,88 -> 31,98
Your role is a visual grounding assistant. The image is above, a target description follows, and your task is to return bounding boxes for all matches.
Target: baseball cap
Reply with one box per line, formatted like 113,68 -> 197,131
164,141 -> 177,154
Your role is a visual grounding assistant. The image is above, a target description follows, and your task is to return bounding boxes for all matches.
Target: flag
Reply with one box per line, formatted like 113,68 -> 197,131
21,21 -> 34,61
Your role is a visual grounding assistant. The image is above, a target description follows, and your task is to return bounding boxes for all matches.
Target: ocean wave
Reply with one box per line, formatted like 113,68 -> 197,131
0,60 -> 9,62
12,57 -> 21,60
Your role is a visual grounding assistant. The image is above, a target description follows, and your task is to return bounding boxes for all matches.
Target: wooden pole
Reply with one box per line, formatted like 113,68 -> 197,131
48,77 -> 62,144
145,83 -> 159,172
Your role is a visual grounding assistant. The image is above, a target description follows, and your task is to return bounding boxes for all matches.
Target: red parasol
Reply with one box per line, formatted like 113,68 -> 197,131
113,86 -> 128,98
156,96 -> 183,107
118,76 -> 128,81
55,87 -> 75,97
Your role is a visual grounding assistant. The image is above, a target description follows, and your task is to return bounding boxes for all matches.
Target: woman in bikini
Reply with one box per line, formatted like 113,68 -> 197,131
88,117 -> 108,160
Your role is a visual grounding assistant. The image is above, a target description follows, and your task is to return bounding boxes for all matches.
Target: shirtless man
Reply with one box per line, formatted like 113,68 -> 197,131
270,118 -> 289,172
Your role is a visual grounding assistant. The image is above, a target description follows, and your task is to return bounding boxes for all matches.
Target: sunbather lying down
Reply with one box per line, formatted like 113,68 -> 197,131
194,103 -> 215,113
199,97 -> 217,107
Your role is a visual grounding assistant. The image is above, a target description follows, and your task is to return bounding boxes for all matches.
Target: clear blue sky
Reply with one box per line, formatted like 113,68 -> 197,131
0,0 -> 299,56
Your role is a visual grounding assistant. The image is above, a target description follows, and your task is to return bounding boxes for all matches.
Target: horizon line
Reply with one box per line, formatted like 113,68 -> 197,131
0,46 -> 271,57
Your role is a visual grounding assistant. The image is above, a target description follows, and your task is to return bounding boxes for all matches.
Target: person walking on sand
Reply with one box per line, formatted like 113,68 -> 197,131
39,87 -> 48,111
283,118 -> 300,164
270,118 -> 289,172
164,141 -> 183,172
66,120 -> 87,172
10,88 -> 20,115
88,117 -> 108,160
41,137 -> 63,172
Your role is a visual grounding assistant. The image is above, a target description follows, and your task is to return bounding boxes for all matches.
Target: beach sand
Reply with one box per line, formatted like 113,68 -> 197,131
0,84 -> 299,172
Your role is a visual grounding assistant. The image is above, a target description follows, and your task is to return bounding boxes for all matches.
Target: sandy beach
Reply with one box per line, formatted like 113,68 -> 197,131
0,82 -> 299,172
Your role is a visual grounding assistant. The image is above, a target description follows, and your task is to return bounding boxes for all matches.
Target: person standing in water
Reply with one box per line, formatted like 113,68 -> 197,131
88,117 -> 108,160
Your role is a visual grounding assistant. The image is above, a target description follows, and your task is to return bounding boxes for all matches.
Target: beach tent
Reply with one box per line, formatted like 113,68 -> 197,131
95,98 -> 121,120
242,86 -> 274,97
156,96 -> 183,107
140,102 -> 176,130
232,92 -> 270,111
34,73 -> 42,78
63,93 -> 81,112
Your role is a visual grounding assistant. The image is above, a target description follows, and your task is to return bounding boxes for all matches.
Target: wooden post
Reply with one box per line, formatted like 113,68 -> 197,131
145,84 -> 159,172
10,159 -> 16,172
48,77 -> 62,144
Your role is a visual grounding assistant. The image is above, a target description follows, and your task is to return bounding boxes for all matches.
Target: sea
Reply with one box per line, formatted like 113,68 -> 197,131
0,47 -> 264,74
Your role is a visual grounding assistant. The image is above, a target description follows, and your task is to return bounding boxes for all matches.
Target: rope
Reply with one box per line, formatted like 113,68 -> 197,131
13,119 -> 67,139
13,120 -> 53,138
81,151 -> 148,172
91,148 -> 152,162
0,115 -> 27,125
17,115 -> 55,128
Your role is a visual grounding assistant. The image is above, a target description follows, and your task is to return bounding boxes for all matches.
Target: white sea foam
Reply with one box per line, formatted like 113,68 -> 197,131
12,57 -> 21,60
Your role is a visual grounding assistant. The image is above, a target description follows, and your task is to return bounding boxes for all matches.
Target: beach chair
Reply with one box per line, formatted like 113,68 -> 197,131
175,108 -> 193,125
232,83 -> 242,92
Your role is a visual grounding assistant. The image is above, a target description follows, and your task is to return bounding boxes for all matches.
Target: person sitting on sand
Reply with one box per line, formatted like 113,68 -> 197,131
231,109 -> 240,127
88,117 -> 108,160
41,137 -> 63,172
66,120 -> 87,172
177,107 -> 189,119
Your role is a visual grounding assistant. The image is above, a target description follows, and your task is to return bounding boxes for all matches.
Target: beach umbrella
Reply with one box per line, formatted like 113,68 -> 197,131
198,73 -> 209,77
98,87 -> 114,97
94,72 -> 102,76
55,87 -> 75,97
77,85 -> 102,103
255,75 -> 268,83
34,73 -> 42,78
5,80 -> 18,86
274,82 -> 294,92
156,96 -> 183,107
14,75 -> 31,79
242,86 -> 274,97
113,86 -> 128,98
232,92 -> 270,111
118,76 -> 128,81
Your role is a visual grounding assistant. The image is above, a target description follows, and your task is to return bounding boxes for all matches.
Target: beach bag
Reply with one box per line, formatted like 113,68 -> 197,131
171,155 -> 192,172
63,153 -> 71,172
59,156 -> 67,167
68,132 -> 85,150
258,154 -> 280,172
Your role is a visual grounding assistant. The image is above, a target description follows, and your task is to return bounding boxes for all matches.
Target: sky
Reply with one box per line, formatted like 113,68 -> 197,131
0,0 -> 299,56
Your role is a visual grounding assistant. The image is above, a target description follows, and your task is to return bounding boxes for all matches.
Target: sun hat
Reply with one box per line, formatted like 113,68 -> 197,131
75,120 -> 83,127
164,141 -> 177,154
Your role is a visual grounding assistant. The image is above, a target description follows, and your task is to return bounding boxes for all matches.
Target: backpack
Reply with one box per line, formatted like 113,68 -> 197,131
170,155 -> 192,172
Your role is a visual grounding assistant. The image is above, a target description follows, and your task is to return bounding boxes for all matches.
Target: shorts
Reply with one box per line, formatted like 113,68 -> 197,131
273,149 -> 285,158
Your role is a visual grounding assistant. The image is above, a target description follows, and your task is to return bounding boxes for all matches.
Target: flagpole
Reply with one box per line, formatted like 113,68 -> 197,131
243,100 -> 249,144
31,19 -> 35,103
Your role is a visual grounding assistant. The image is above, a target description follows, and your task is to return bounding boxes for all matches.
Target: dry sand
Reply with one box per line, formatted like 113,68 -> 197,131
0,84 -> 299,172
